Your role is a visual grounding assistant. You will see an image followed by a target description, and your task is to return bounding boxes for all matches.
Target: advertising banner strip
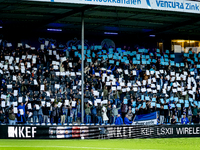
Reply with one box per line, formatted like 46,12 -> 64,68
1,125 -> 200,139
29,0 -> 200,14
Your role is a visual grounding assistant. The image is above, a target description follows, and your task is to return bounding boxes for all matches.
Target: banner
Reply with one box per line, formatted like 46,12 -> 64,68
1,125 -> 200,139
29,0 -> 200,14
133,112 -> 157,125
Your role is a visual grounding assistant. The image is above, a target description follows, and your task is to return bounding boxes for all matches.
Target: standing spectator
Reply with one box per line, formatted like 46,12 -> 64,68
0,110 -> 5,124
96,103 -> 102,124
181,114 -> 189,125
42,104 -> 49,123
85,102 -> 92,124
102,105 -> 109,124
192,115 -> 199,124
107,104 -> 112,124
38,104 -> 43,124
160,105 -> 165,124
91,105 -> 97,124
9,106 -> 16,125
52,104 -> 59,124
67,106 -> 73,123
192,105 -> 198,121
126,106 -> 134,121
112,105 -> 120,124
26,111 -> 32,124
103,86 -> 108,99
32,104 -> 38,124
17,110 -> 23,124
121,101 -> 128,121
187,106 -> 193,124
72,98 -> 77,123
60,104 -> 67,124
17,102 -> 28,124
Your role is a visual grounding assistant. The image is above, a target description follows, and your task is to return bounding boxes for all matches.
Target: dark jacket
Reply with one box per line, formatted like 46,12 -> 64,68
0,113 -> 5,122
52,107 -> 59,117
42,107 -> 49,116
96,105 -> 102,116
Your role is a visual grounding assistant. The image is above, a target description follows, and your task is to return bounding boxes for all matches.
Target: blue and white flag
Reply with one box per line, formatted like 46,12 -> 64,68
132,112 -> 157,125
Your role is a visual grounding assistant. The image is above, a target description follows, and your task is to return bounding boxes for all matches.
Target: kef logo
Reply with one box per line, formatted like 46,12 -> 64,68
8,126 -> 37,138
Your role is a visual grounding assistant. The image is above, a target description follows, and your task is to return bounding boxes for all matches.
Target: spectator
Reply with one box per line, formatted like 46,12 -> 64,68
32,104 -> 38,124
192,115 -> 199,124
124,114 -> 132,125
160,106 -> 165,124
112,105 -> 120,124
17,102 -> 28,124
171,115 -> 176,124
126,106 -> 134,121
102,105 -> 109,124
67,106 -> 73,123
91,105 -> 97,124
38,104 -> 43,124
187,106 -> 192,124
85,102 -> 93,123
181,114 -> 189,125
9,106 -> 16,125
115,114 -> 123,125
157,116 -> 160,125
192,105 -> 198,121
0,110 -> 5,124
107,104 -> 112,124
72,98 -> 77,123
42,104 -> 49,123
60,104 -> 67,124
121,100 -> 128,121
52,104 -> 59,124
96,104 -> 102,124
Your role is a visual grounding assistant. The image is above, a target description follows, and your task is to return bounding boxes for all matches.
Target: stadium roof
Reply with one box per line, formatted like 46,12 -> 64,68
1,0 -> 200,38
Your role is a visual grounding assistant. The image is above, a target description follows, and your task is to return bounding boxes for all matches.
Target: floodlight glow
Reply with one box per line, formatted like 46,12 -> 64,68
104,32 -> 118,35
0,26 -> 2,28
47,28 -> 62,32
149,35 -> 155,37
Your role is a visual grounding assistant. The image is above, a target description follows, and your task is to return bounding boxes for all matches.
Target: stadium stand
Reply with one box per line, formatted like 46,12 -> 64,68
0,43 -> 200,126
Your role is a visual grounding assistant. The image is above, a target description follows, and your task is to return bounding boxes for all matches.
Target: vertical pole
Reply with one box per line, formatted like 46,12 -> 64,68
81,11 -> 85,123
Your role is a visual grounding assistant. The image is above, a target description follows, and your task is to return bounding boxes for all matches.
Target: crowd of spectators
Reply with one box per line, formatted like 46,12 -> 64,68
0,42 -> 200,125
